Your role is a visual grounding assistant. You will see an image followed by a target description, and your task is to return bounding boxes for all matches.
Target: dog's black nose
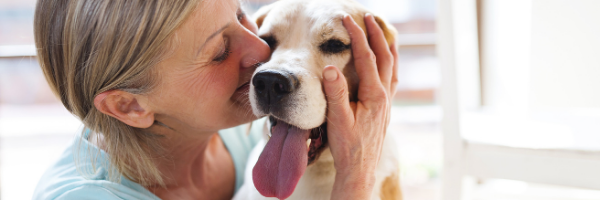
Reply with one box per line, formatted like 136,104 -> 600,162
252,70 -> 296,105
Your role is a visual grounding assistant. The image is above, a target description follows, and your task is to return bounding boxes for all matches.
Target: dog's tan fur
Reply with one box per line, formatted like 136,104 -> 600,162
381,172 -> 403,200
235,0 -> 402,199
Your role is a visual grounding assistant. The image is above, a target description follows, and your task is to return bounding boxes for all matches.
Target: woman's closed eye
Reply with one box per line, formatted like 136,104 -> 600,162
213,37 -> 231,62
213,45 -> 230,62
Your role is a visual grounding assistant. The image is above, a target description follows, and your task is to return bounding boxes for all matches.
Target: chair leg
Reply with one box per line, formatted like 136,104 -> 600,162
442,160 -> 464,200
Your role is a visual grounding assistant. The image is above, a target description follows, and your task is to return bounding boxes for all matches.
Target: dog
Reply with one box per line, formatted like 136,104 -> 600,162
234,0 -> 401,199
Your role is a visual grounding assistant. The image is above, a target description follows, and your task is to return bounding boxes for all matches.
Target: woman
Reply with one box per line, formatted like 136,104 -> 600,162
33,0 -> 398,199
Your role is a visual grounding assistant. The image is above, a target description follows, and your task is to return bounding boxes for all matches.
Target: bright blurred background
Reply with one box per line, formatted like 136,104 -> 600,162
1,0 -> 599,200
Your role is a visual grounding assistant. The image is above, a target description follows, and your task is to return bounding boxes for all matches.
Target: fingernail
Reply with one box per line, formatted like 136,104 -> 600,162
365,13 -> 373,18
342,14 -> 351,25
324,67 -> 338,82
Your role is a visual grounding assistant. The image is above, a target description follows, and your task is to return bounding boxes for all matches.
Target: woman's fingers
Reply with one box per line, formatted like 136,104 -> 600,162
342,15 -> 385,104
364,14 -> 394,91
323,66 -> 354,126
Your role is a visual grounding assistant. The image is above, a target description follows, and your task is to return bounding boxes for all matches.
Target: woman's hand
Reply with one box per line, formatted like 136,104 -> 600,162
323,14 -> 399,200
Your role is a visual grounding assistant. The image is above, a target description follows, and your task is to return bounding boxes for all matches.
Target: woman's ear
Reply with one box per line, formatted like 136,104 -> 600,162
94,90 -> 155,128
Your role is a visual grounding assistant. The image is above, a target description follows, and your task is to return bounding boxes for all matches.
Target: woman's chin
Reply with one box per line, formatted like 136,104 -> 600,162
230,83 -> 257,123
224,108 -> 257,128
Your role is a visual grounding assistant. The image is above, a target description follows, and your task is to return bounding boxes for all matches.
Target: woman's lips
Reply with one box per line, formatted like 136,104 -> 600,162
236,82 -> 250,91
232,82 -> 251,104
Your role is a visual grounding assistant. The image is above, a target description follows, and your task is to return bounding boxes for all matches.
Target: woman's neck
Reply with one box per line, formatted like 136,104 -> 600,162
147,126 -> 236,199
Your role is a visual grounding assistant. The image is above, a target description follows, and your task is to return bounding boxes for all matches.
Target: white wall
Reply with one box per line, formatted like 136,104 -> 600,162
481,0 -> 600,110
531,0 -> 600,109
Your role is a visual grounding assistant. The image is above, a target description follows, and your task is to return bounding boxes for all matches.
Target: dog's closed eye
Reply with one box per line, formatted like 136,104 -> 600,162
261,35 -> 278,50
319,39 -> 351,54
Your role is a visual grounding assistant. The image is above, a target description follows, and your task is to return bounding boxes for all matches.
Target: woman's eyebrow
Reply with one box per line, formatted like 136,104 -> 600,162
196,22 -> 232,57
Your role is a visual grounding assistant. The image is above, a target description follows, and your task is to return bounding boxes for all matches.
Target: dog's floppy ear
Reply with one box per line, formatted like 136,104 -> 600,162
350,13 -> 398,46
254,3 -> 276,28
374,15 -> 398,46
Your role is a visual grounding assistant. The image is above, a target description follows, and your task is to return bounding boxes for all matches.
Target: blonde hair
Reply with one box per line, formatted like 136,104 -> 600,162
34,0 -> 199,186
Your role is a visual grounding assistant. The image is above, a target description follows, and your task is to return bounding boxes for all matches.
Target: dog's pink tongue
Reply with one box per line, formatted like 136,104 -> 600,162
253,120 -> 310,199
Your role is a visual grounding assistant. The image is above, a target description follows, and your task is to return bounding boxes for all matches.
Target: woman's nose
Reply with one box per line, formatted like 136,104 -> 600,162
238,28 -> 271,68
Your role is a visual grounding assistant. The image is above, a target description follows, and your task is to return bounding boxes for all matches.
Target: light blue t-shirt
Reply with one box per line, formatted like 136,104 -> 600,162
33,118 -> 264,200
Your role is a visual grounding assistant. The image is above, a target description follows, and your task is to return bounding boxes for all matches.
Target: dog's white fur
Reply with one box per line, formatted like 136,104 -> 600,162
237,0 -> 402,199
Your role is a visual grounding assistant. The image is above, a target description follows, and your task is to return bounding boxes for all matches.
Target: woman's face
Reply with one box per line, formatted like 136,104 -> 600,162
147,0 -> 270,134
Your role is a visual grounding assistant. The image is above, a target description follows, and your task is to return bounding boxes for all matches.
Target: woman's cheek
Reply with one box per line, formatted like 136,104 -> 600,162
204,66 -> 238,99
188,64 -> 234,97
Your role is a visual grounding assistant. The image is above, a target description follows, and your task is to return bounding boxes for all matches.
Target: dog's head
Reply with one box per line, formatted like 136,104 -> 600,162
249,0 -> 397,198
